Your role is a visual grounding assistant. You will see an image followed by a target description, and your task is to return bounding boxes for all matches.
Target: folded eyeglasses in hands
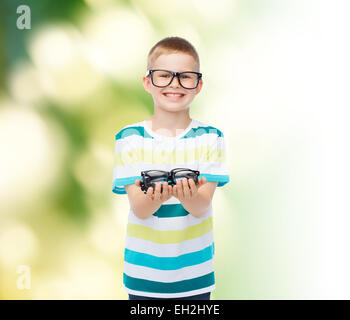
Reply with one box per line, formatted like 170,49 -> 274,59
140,168 -> 200,194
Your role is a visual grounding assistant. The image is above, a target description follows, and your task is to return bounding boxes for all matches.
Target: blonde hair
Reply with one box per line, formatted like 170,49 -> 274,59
147,36 -> 200,72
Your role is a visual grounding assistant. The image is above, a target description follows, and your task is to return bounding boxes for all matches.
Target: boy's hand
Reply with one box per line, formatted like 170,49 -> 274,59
135,180 -> 172,203
172,177 -> 207,202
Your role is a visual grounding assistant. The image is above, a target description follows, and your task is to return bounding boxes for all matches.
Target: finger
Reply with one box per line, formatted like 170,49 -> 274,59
173,185 -> 179,199
154,182 -> 161,201
176,180 -> 183,199
182,178 -> 191,200
188,178 -> 197,196
161,182 -> 168,200
198,177 -> 205,187
168,185 -> 173,199
146,186 -> 153,200
173,185 -> 178,198
135,179 -> 141,186
189,178 -> 196,189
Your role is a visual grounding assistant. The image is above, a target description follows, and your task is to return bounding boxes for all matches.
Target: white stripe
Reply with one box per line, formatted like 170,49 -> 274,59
132,135 -> 224,151
113,161 -> 200,180
200,162 -> 229,176
113,160 -> 228,180
128,208 -> 212,231
161,196 -> 180,205
124,284 -> 215,298
123,259 -> 214,283
124,231 -> 214,257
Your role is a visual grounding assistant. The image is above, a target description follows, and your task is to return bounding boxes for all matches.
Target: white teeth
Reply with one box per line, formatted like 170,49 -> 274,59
164,93 -> 183,97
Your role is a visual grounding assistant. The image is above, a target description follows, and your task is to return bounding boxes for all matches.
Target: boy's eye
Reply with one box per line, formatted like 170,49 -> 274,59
160,74 -> 170,78
180,75 -> 189,79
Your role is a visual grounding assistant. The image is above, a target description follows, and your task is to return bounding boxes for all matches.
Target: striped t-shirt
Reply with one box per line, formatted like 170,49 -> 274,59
112,118 -> 230,298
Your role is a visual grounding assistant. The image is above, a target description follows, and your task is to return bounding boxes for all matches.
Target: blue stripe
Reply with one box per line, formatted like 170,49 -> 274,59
112,186 -> 127,194
112,176 -> 141,195
200,173 -> 230,187
182,126 -> 224,139
123,271 -> 215,293
153,204 -> 189,218
124,243 -> 214,270
116,126 -> 153,140
115,125 -> 223,140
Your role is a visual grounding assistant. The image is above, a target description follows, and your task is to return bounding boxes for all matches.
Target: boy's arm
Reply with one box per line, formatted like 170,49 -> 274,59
125,180 -> 171,219
180,181 -> 218,218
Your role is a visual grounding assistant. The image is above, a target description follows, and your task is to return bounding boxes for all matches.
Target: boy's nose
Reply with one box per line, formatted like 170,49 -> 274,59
169,75 -> 180,87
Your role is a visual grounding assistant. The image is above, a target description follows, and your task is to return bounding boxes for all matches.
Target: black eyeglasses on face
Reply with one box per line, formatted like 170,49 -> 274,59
145,69 -> 202,89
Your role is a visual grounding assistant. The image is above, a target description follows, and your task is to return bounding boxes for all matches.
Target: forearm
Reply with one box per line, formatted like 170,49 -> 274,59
130,192 -> 162,219
181,189 -> 211,218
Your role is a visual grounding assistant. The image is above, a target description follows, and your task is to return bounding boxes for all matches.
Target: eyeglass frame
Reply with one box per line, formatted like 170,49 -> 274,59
145,69 -> 203,89
140,168 -> 200,194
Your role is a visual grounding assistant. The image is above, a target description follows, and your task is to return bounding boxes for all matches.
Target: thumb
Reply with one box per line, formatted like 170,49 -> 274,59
199,177 -> 206,186
135,179 -> 141,186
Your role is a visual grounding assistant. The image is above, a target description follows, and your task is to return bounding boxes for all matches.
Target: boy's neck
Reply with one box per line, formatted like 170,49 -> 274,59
147,112 -> 192,137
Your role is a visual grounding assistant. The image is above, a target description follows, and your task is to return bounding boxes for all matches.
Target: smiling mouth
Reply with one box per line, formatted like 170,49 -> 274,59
163,93 -> 185,102
162,93 -> 185,98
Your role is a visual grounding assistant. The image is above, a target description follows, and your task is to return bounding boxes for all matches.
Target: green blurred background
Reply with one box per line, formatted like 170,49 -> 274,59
1,0 -> 349,299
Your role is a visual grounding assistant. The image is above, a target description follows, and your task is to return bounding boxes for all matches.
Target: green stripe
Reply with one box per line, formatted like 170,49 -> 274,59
123,272 -> 215,293
115,125 -> 223,140
153,204 -> 189,218
127,216 -> 213,244
115,146 -> 226,166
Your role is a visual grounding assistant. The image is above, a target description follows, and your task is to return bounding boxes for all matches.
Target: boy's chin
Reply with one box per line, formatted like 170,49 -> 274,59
159,104 -> 189,112
158,97 -> 193,108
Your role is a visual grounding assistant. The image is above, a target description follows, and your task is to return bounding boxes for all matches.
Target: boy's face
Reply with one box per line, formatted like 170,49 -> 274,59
142,53 -> 203,113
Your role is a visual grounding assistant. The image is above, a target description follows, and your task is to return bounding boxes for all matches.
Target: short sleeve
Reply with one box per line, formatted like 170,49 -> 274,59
198,131 -> 230,187
112,129 -> 142,195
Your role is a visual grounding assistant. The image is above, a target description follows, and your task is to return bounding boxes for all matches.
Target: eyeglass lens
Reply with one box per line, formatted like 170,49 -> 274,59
146,170 -> 167,177
146,171 -> 168,182
173,170 -> 197,182
152,70 -> 199,89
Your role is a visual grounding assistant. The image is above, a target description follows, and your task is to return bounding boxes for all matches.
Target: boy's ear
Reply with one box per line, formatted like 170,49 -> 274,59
142,76 -> 152,94
195,78 -> 203,95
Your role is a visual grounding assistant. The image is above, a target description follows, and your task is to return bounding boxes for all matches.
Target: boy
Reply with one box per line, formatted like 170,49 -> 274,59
112,36 -> 229,300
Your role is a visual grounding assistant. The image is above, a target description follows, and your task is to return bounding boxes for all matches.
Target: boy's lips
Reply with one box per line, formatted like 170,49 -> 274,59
162,92 -> 185,101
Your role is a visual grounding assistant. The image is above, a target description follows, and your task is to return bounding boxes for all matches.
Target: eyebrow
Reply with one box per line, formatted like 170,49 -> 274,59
150,69 -> 198,72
